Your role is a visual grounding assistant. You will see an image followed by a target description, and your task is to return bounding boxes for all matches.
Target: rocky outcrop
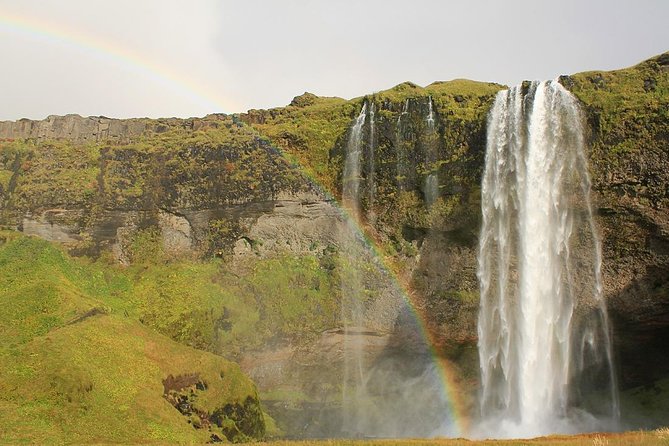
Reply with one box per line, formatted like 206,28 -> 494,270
162,373 -> 265,442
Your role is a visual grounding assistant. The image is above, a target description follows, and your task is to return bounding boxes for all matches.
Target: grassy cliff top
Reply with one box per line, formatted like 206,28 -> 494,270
242,78 -> 504,195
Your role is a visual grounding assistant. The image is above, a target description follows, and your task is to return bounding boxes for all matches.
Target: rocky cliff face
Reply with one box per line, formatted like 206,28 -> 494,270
1,53 -> 668,435
567,54 -> 669,393
241,54 -> 669,425
0,113 -> 229,143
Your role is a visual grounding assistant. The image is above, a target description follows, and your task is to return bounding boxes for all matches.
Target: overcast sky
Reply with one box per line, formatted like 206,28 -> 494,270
0,0 -> 667,121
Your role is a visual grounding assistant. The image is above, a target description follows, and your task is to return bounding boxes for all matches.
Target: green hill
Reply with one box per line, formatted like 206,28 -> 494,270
0,233 -> 265,444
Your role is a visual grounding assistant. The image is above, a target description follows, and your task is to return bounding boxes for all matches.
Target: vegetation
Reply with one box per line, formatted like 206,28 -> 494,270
0,53 -> 668,443
0,233 -> 265,443
130,252 -> 341,358
568,52 -> 669,209
243,94 -> 357,194
0,138 -> 100,210
252,430 -> 669,445
0,114 -> 306,214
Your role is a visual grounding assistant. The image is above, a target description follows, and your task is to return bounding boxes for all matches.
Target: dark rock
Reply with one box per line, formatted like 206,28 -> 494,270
558,74 -> 575,89
644,77 -> 657,92
290,92 -> 318,107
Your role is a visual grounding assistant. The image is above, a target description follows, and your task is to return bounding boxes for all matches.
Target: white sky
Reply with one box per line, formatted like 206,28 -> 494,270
0,0 -> 667,120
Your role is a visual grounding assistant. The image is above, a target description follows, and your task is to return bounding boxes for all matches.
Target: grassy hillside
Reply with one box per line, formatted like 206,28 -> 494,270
0,233 -> 266,444
0,230 -> 349,442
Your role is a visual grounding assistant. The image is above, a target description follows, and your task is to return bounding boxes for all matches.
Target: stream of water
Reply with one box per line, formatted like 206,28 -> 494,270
477,81 -> 619,438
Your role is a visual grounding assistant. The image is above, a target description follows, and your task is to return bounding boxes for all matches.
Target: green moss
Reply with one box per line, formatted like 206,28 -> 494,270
567,52 -> 669,209
243,255 -> 339,339
128,227 -> 165,265
0,114 -> 305,213
243,95 -> 356,193
0,139 -> 100,210
131,252 -> 341,358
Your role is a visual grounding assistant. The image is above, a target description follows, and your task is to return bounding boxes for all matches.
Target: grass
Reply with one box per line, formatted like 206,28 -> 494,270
0,113 -> 306,213
0,233 -> 265,444
0,231 -> 359,442
243,94 -> 356,194
248,430 -> 668,445
93,218 -> 335,354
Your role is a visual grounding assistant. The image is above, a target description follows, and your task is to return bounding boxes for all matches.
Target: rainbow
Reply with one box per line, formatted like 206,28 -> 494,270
0,9 -> 237,115
1,8 -> 470,435
350,215 -> 470,436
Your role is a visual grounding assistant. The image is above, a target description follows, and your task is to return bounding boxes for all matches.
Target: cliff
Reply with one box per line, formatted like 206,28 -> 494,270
0,52 -> 667,437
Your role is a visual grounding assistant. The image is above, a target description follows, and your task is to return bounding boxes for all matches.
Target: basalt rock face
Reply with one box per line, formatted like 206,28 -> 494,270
0,113 -> 327,262
0,113 -> 227,143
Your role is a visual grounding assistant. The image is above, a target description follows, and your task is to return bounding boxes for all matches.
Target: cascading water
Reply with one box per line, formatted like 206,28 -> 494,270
424,96 -> 439,206
367,102 -> 377,222
341,103 -> 367,435
342,102 -> 367,217
477,80 -> 619,438
396,99 -> 410,190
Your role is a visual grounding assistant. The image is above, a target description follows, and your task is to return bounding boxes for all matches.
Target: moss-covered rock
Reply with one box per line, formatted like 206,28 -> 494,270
564,53 -> 669,391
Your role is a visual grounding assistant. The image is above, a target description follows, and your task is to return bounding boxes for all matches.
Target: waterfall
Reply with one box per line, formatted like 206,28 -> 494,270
477,81 -> 619,438
342,102 -> 367,217
424,96 -> 439,206
341,102 -> 368,435
367,102 -> 377,222
396,99 -> 410,190
426,95 -> 435,127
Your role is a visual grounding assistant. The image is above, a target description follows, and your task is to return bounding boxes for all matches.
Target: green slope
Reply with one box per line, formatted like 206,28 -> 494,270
0,234 -> 265,444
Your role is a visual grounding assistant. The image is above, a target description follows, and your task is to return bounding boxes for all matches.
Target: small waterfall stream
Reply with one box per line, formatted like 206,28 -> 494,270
477,81 -> 619,438
367,102 -> 377,222
342,102 -> 367,217
341,103 -> 367,435
396,99 -> 410,191
424,96 -> 439,206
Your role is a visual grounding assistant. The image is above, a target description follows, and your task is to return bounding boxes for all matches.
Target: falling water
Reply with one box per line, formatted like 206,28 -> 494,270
424,96 -> 439,206
396,99 -> 410,190
477,81 -> 619,438
342,102 -> 367,217
426,95 -> 435,127
341,102 -> 368,435
367,102 -> 377,222
339,101 -> 457,437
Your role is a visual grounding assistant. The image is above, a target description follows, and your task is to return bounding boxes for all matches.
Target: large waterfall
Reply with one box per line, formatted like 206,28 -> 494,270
477,81 -> 619,438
